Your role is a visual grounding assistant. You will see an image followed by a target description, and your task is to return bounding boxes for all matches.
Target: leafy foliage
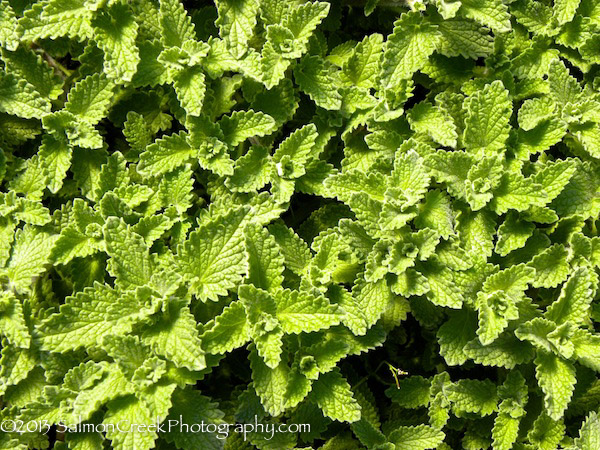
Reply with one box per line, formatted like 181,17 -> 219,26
1,0 -> 600,449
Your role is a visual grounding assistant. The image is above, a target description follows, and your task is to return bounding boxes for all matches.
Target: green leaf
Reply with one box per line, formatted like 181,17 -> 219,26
92,4 -> 140,83
103,396 -> 157,450
388,425 -> 445,450
0,72 -> 51,119
1,46 -> 63,100
528,243 -> 570,288
249,346 -> 289,416
495,211 -> 535,256
0,341 -> 36,396
381,12 -> 441,88
386,375 -> 432,408
103,217 -> 154,289
273,124 -> 318,179
459,0 -> 511,32
177,207 -> 249,301
163,389 -> 226,450
218,110 -> 277,146
490,172 -> 547,214
527,412 -> 565,450
17,0 -> 94,42
408,101 -> 458,148
284,1 -> 330,54
4,226 -> 56,294
0,293 -> 30,349
0,1 -> 19,51
159,0 -> 196,48
226,145 -> 272,192
244,223 -> 285,292
142,303 -> 206,371
342,33 -> 383,89
275,289 -> 341,334
548,59 -> 581,105
534,351 -> 576,420
174,66 -> 206,117
138,131 -> 195,177
268,222 -> 311,276
448,378 -> 498,416
554,0 -> 581,25
215,0 -> 260,58
311,370 -> 361,422
65,73 -> 114,125
294,55 -> 343,110
463,80 -> 512,154
201,300 -> 250,355
437,19 -> 494,59
38,283 -> 151,352
574,411 -> 600,450
545,266 -> 594,326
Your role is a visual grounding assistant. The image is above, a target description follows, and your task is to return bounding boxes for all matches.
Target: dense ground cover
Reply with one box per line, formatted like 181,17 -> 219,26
1,0 -> 600,448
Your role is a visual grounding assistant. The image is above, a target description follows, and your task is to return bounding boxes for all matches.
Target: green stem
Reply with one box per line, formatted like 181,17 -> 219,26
353,360 -> 396,390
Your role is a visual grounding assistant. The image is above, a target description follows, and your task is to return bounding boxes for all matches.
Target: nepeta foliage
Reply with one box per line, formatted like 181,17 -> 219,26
1,0 -> 600,448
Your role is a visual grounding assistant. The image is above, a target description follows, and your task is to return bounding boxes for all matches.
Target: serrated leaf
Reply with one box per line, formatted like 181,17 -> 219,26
177,207 -> 249,301
244,223 -> 284,292
545,266 -> 594,325
65,73 -> 114,125
38,283 -> 151,352
535,351 -> 576,420
138,131 -> 195,177
311,370 -> 361,422
0,72 -> 51,119
381,12 -> 441,88
92,4 -> 140,83
388,425 -> 445,450
275,289 -> 341,333
294,55 -> 342,110
218,110 -> 277,146
103,217 -> 153,288
215,0 -> 260,58
142,303 -> 206,371
463,80 -> 511,154
163,389 -> 226,450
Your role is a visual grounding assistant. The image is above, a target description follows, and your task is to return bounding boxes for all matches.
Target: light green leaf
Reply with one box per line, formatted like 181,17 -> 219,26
4,226 -> 56,293
174,67 -> 206,117
201,300 -> 250,355
381,12 -> 441,88
545,266 -> 594,326
244,224 -> 285,292
163,389 -> 226,450
65,73 -> 114,125
38,283 -> 151,352
103,217 -> 153,288
104,396 -> 157,450
535,351 -> 576,420
311,370 -> 361,422
459,0 -> 511,32
215,0 -> 260,58
0,72 -> 51,119
159,0 -> 196,48
138,131 -> 195,177
218,110 -> 277,146
388,424 -> 445,450
463,80 -> 512,154
142,303 -> 206,371
294,55 -> 343,110
92,4 -> 140,83
275,289 -> 341,334
177,207 -> 249,301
